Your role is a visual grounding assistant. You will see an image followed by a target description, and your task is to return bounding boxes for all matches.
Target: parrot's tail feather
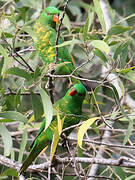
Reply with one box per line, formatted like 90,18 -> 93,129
19,144 -> 44,175
19,134 -> 49,175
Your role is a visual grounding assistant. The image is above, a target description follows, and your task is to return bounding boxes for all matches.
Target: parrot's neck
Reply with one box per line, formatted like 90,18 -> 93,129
57,96 -> 83,115
37,16 -> 56,29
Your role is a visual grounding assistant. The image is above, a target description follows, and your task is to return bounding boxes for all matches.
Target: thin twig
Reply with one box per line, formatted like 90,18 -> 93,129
48,162 -> 51,180
2,35 -> 34,72
3,92 -> 40,96
6,46 -> 29,69
46,73 -> 104,84
47,76 -> 55,104
14,50 -> 34,72
101,115 -> 113,129
71,55 -> 95,75
67,137 -> 135,150
14,47 -> 35,55
47,0 -> 70,104
10,128 -> 40,137
55,0 -> 70,63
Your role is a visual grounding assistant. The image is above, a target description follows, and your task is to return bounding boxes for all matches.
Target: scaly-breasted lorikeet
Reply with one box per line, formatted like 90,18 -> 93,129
19,83 -> 86,174
34,6 -> 76,75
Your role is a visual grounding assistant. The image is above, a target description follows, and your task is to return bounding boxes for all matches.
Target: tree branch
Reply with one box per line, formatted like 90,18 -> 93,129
0,154 -> 135,177
46,73 -> 103,84
56,156 -> 135,168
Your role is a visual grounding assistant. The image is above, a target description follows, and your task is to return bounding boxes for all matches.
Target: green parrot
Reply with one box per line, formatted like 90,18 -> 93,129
19,83 -> 86,174
34,6 -> 75,75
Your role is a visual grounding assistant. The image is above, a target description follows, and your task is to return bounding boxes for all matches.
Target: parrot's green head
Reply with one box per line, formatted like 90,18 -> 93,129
38,6 -> 60,27
66,83 -> 86,103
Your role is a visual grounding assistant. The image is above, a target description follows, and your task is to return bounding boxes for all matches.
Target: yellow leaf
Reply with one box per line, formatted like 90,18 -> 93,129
39,146 -> 48,155
28,114 -> 34,123
77,117 -> 99,149
57,112 -> 62,136
50,114 -> 65,161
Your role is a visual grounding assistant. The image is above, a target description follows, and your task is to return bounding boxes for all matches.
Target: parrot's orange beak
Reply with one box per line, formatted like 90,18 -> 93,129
53,14 -> 59,24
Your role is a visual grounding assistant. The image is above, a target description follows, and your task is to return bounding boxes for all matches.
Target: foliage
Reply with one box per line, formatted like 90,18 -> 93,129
0,0 -> 135,179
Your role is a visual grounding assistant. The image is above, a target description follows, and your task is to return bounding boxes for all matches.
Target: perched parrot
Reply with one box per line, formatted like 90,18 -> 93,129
34,6 -> 75,75
19,83 -> 86,174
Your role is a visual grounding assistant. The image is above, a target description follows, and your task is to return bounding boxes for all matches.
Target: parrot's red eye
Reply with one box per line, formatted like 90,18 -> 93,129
69,89 -> 77,96
47,12 -> 50,15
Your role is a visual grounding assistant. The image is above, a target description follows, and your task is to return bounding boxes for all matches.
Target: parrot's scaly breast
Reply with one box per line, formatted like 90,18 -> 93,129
34,22 -> 56,62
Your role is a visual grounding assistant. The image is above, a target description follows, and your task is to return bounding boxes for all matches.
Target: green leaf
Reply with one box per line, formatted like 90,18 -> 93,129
94,48 -> 108,65
109,41 -> 120,46
116,13 -> 135,25
18,7 -> 29,21
118,79 -> 125,97
14,89 -> 21,108
34,66 -> 41,81
0,44 -> 10,74
93,0 -> 106,31
0,124 -> 12,156
31,92 -> 43,121
107,25 -> 131,36
113,166 -> 126,180
123,118 -> 133,145
55,39 -> 83,48
3,32 -> 14,38
6,67 -> 32,80
0,57 -> 4,76
125,174 -> 135,180
61,12 -> 71,31
121,70 -> 135,84
18,0 -> 42,9
109,84 -> 120,105
39,88 -> 53,130
0,29 -> 2,38
0,119 -> 15,123
18,129 -> 28,163
55,61 -> 71,71
113,41 -> 129,60
91,40 -> 110,54
120,44 -> 128,69
86,33 -> 100,41
2,168 -> 18,177
0,111 -> 27,123
90,86 -> 103,111
83,11 -> 94,40
117,66 -> 135,74
11,148 -> 15,160
77,117 -> 98,149
91,122 -> 100,136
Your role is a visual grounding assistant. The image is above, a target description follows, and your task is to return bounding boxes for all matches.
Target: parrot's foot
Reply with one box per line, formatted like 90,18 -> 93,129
60,133 -> 68,148
60,133 -> 71,154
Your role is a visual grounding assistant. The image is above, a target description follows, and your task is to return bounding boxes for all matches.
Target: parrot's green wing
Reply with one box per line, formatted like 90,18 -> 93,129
19,83 -> 86,175
29,119 -> 46,150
